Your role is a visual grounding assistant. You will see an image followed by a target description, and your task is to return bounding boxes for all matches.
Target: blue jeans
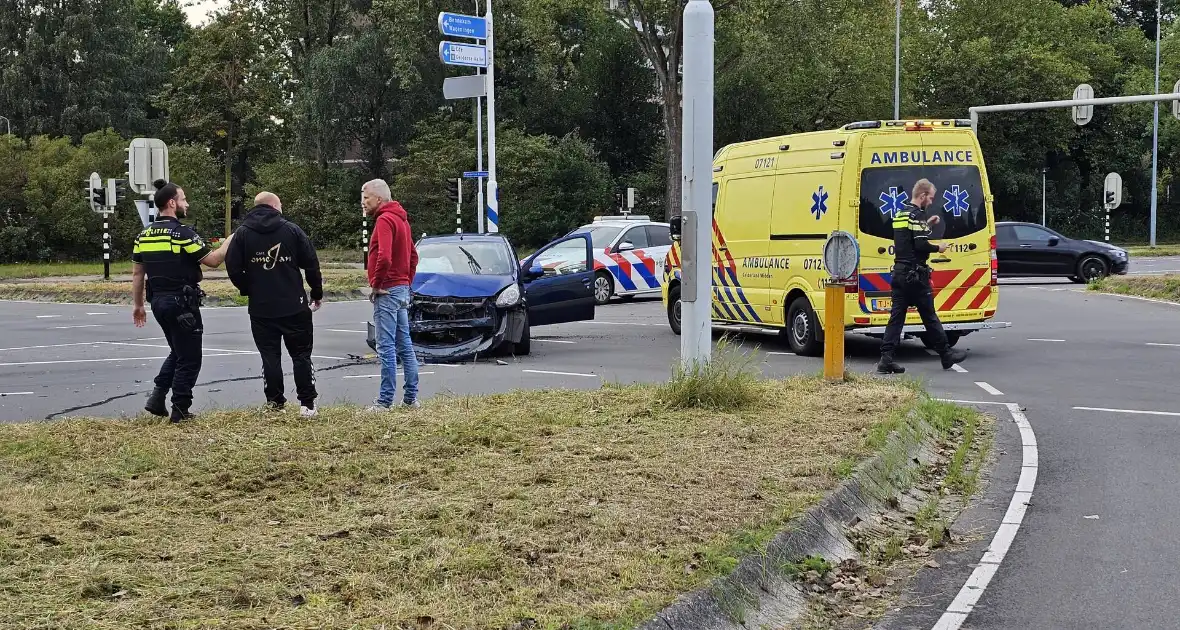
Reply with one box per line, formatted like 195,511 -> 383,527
373,286 -> 419,406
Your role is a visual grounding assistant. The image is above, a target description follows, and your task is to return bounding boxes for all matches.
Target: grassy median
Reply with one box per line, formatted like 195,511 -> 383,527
0,269 -> 369,306
0,371 -> 929,629
1125,244 -> 1180,258
1090,274 -> 1180,303
0,250 -> 360,281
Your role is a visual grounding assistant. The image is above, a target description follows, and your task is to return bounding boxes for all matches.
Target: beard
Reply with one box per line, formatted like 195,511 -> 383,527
176,208 -> 188,219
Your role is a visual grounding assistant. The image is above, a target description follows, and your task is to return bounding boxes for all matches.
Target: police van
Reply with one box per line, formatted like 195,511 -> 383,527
662,119 -> 1010,355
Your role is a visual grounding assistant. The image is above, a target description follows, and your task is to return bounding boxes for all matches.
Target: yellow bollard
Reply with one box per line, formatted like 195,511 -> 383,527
823,281 -> 846,382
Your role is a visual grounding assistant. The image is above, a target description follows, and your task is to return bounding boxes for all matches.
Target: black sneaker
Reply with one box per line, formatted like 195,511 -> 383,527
144,387 -> 168,417
170,407 -> 194,423
264,401 -> 285,413
941,348 -> 968,370
876,359 -> 906,374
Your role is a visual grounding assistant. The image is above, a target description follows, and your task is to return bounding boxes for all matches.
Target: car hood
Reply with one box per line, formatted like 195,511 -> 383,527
1083,240 -> 1127,253
412,272 -> 514,299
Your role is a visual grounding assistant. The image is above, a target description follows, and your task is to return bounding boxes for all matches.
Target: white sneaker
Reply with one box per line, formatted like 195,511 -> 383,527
366,404 -> 391,413
300,406 -> 318,418
403,400 -> 421,409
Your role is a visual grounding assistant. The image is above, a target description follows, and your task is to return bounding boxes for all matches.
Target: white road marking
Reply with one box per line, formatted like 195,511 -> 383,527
342,372 -> 434,379
312,355 -> 349,361
535,339 -> 576,344
0,342 -> 105,352
768,351 -> 799,356
36,315 -> 61,319
1027,338 -> 1066,342
1146,342 -> 1180,347
577,321 -> 651,327
933,402 -> 1037,630
1090,291 -> 1180,307
950,364 -> 968,373
0,353 -> 244,367
1073,406 -> 1180,417
975,381 -> 1004,396
86,312 -> 108,316
0,392 -> 34,396
51,324 -> 102,329
326,329 -> 365,334
522,369 -> 598,378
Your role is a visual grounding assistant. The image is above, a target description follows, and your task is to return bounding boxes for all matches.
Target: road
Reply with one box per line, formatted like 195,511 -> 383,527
1,260 -> 1179,627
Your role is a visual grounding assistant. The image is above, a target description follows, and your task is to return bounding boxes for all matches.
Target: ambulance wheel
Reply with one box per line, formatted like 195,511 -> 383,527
668,285 -> 682,335
593,271 -> 614,305
920,331 -> 960,350
785,297 -> 823,357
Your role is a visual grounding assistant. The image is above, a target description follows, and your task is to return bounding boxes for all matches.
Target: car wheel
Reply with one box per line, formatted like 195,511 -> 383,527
1078,256 -> 1109,282
921,331 -> 960,349
784,297 -> 823,357
514,320 -> 531,356
593,271 -> 614,305
668,285 -> 682,335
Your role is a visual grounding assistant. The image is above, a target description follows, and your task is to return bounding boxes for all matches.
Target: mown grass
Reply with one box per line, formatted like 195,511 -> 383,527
0,269 -> 369,306
0,376 -> 918,629
1125,244 -> 1180,258
1090,273 -> 1180,303
0,249 -> 361,280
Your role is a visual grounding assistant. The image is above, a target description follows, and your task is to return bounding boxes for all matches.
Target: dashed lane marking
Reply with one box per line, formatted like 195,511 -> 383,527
342,372 -> 435,379
951,364 -> 969,373
51,324 -> 102,330
522,369 -> 598,378
535,339 -> 576,344
35,315 -> 61,319
1027,338 -> 1066,342
975,381 -> 1005,396
1146,342 -> 1180,347
326,329 -> 365,333
1073,406 -> 1180,417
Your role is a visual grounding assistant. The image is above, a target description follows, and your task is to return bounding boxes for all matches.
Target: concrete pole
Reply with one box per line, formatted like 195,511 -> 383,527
680,0 -> 714,367
475,0 -> 486,234
894,0 -> 901,120
1150,0 -> 1161,247
485,0 -> 499,233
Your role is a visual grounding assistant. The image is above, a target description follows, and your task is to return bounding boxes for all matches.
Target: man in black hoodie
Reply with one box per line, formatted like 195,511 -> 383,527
226,192 -> 325,416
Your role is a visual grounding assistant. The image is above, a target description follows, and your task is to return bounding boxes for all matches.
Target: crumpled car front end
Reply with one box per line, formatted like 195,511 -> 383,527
366,294 -> 526,362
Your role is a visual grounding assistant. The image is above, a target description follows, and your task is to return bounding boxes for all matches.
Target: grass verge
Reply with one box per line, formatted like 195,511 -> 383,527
1125,244 -> 1180,258
1089,274 -> 1180,303
0,249 -> 360,281
0,269 -> 369,306
0,375 -> 918,629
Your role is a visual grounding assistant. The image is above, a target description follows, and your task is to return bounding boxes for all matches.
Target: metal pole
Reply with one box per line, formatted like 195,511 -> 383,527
361,212 -> 368,270
102,213 -> 111,280
1151,0 -> 1161,247
680,0 -> 714,367
476,0 -> 486,234
485,0 -> 499,233
894,0 -> 901,120
456,178 -> 463,233
1042,168 -> 1047,227
969,92 -> 1180,134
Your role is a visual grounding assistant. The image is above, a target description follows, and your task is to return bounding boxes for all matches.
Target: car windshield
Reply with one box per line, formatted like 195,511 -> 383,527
567,225 -> 622,248
416,240 -> 514,275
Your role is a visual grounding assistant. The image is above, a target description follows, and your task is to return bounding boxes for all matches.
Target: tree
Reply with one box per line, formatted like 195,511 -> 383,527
162,1 -> 286,236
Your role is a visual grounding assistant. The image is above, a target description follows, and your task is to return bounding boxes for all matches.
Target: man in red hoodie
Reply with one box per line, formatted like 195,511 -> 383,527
362,179 -> 420,409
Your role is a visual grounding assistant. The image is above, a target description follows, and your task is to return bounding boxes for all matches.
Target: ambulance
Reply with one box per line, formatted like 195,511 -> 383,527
662,119 -> 1010,355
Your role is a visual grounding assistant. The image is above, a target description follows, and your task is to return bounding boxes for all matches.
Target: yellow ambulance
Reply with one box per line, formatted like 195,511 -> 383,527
662,119 -> 1010,355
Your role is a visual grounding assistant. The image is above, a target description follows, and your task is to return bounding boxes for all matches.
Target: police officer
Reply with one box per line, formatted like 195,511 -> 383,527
132,180 -> 234,421
877,179 -> 968,374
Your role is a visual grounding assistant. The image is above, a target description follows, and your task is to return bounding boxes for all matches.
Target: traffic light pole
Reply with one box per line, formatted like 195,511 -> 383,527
102,213 -> 111,280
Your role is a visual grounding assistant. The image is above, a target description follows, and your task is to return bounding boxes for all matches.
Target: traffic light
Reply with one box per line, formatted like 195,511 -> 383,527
105,178 -> 127,208
446,178 -> 461,202
1104,190 -> 1116,207
615,192 -> 623,210
91,186 -> 106,209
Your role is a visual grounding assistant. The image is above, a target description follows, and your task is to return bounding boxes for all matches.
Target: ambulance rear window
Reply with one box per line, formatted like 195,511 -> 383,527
859,166 -> 988,241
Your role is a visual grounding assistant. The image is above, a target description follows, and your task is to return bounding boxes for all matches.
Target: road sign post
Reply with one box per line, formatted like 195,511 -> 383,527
439,42 -> 488,68
679,0 -> 714,368
438,12 -> 487,39
822,231 -> 859,382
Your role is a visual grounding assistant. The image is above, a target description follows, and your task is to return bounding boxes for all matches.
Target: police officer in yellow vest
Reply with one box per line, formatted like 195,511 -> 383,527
132,180 -> 234,421
877,179 -> 968,375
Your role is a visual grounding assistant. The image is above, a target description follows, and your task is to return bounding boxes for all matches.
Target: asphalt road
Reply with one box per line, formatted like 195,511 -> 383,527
2,261 -> 1180,627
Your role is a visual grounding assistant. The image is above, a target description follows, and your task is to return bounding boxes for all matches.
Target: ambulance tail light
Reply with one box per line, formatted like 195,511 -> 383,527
854,316 -> 870,325
989,234 -> 998,285
984,309 -> 996,318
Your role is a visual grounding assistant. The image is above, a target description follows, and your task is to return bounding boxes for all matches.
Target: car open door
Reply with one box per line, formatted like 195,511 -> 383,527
523,234 -> 595,326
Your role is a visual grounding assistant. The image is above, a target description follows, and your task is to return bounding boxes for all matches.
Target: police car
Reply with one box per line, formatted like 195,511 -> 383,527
533,215 -> 673,305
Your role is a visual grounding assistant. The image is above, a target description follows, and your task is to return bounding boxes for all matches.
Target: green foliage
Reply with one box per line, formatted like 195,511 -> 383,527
657,338 -> 761,411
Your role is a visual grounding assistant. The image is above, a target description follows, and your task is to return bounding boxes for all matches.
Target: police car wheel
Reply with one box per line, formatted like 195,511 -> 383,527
593,271 -> 614,305
785,298 -> 823,357
668,285 -> 682,335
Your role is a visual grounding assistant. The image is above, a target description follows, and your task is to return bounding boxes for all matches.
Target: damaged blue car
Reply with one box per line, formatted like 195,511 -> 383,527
366,232 -> 595,361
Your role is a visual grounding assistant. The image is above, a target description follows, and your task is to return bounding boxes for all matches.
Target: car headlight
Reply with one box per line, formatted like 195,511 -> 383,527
495,284 -> 521,307
1113,249 -> 1127,259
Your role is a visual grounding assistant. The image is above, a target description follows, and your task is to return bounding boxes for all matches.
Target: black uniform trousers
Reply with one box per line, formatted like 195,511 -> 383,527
879,264 -> 949,359
250,310 -> 317,408
151,294 -> 204,412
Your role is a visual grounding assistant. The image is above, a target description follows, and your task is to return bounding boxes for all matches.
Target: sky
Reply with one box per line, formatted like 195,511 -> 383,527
181,0 -> 227,25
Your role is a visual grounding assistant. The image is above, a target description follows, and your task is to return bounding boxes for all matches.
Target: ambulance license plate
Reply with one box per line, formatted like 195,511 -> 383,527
871,298 -> 892,312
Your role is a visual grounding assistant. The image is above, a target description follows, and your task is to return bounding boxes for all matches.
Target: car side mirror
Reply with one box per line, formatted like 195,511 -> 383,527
616,241 -> 635,253
523,264 -> 544,280
1048,236 -> 1060,247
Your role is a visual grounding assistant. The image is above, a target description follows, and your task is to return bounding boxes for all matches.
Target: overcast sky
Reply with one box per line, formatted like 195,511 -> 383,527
182,0 -> 226,25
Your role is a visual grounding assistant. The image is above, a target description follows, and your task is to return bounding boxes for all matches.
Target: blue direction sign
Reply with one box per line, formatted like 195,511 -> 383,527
439,41 -> 488,68
438,12 -> 487,39
463,171 -> 489,178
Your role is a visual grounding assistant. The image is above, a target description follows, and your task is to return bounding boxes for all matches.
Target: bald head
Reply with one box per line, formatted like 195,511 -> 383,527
255,191 -> 281,211
361,179 -> 392,216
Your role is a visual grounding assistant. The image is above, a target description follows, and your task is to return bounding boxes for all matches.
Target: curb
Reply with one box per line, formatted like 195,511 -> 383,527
639,414 -> 941,630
